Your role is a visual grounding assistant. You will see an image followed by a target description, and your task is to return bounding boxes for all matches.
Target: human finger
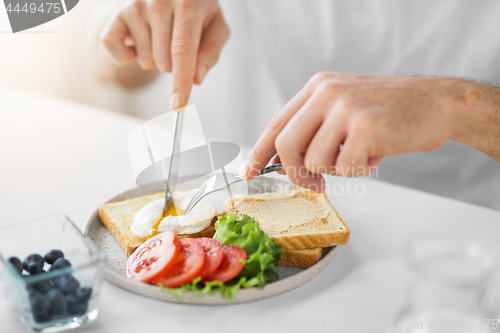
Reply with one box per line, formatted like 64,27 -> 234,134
194,10 -> 229,84
149,1 -> 174,72
335,133 -> 373,177
170,4 -> 204,109
274,91 -> 330,189
120,1 -> 155,69
304,109 -> 347,175
101,15 -> 136,65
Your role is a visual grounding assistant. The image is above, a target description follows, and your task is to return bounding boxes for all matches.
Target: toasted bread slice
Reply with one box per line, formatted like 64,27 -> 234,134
223,189 -> 349,250
279,248 -> 323,268
99,192 -> 216,257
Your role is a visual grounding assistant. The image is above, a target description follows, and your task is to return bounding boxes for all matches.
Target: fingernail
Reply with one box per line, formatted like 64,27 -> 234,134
138,59 -> 153,70
170,92 -> 181,110
304,158 -> 313,170
198,65 -> 207,83
239,160 -> 250,180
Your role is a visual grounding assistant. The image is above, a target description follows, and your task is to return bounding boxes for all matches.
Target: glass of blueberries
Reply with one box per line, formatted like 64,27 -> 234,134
0,215 -> 105,332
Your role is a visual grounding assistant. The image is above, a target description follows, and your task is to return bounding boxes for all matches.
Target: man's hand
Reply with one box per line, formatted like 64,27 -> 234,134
240,72 -> 500,191
101,0 -> 229,109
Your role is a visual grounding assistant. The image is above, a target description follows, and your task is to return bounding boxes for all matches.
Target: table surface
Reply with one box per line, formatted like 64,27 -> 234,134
1,88 -> 499,333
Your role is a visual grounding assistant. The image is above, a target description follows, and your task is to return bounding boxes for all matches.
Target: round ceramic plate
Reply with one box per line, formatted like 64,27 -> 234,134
83,174 -> 337,304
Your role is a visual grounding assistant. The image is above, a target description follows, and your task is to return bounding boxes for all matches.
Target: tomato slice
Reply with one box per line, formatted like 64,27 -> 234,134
126,231 -> 180,282
152,238 -> 205,288
202,245 -> 246,283
197,238 -> 223,280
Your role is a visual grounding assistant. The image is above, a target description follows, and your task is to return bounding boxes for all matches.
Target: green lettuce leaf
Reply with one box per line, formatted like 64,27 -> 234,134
214,214 -> 284,288
158,276 -> 248,302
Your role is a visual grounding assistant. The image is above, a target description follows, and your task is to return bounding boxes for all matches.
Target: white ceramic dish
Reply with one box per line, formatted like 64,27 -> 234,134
83,174 -> 337,304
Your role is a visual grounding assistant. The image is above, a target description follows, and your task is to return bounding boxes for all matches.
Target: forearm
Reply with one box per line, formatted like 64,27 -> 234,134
451,79 -> 500,161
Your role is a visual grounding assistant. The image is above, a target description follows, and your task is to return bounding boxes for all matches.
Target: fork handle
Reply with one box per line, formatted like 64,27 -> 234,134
229,163 -> 283,186
233,163 -> 283,182
258,163 -> 283,175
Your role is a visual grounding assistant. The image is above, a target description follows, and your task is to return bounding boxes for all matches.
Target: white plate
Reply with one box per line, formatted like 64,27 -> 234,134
83,174 -> 337,304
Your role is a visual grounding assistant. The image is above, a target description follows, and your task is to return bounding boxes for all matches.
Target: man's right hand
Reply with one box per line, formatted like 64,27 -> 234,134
101,0 -> 229,110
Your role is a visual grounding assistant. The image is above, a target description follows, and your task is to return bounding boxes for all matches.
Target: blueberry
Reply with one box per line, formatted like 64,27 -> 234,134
56,275 -> 80,294
8,257 -> 24,274
28,277 -> 51,294
66,294 -> 88,316
75,287 -> 92,301
44,250 -> 64,265
27,286 -> 41,298
23,254 -> 44,271
29,293 -> 51,316
49,275 -> 60,287
47,288 -> 66,314
27,261 -> 43,275
51,258 -> 71,270
35,275 -> 52,294
34,312 -> 52,323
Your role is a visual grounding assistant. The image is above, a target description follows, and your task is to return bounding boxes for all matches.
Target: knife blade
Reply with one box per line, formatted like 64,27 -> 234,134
163,109 -> 183,214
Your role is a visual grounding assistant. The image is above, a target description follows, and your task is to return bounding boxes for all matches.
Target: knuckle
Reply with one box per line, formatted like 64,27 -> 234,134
334,96 -> 357,116
318,80 -> 342,95
149,0 -> 168,13
309,71 -> 332,87
131,0 -> 144,15
171,40 -> 194,57
351,112 -> 377,135
175,0 -> 195,10
274,132 -> 289,155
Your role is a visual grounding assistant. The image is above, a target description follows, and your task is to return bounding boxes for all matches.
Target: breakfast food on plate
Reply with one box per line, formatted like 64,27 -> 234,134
125,215 -> 282,301
99,185 -> 349,300
98,189 -> 219,257
223,188 -> 350,268
7,250 -> 92,323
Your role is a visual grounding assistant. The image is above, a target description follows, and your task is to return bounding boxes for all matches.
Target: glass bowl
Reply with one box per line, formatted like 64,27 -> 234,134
0,215 -> 106,332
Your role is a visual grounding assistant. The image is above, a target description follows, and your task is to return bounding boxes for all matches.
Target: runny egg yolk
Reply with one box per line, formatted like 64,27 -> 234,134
145,202 -> 185,239
163,201 -> 185,218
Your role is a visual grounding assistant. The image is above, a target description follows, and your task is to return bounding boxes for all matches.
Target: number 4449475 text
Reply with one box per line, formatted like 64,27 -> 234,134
6,3 -> 62,14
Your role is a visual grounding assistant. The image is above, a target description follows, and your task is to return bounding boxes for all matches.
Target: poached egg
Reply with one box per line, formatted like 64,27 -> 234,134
130,189 -> 218,238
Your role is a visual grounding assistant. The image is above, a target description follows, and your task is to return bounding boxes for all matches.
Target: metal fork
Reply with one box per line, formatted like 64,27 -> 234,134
184,163 -> 283,214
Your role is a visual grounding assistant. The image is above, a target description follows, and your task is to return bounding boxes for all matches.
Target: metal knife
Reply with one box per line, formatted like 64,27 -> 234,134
163,109 -> 184,214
